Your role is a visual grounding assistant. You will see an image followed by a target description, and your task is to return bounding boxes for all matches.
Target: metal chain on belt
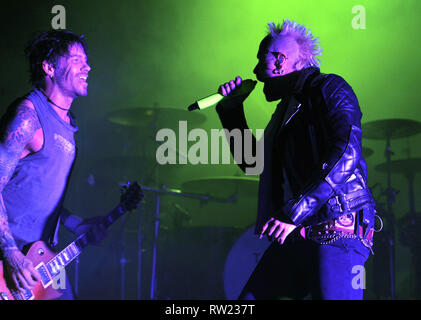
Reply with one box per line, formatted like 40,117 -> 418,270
310,232 -> 374,255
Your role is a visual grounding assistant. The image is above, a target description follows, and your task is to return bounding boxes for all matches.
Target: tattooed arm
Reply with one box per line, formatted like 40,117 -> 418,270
0,99 -> 42,291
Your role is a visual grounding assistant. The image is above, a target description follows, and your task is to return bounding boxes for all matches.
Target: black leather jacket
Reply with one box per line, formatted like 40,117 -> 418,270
216,67 -> 376,234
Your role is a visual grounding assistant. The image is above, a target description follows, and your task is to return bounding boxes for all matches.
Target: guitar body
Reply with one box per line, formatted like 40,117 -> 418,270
0,241 -> 62,300
0,181 -> 143,300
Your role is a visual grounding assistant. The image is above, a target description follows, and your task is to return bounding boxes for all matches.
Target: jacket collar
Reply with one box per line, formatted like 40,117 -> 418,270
262,67 -> 320,102
292,66 -> 320,100
279,67 -> 321,128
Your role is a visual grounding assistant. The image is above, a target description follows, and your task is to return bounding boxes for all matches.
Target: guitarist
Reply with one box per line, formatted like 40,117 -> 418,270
0,30 -> 106,299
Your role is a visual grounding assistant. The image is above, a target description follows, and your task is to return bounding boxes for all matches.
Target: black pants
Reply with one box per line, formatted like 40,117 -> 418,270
239,234 -> 371,300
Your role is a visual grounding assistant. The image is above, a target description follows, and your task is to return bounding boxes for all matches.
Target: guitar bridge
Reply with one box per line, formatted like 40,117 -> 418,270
0,292 -> 10,300
9,288 -> 34,300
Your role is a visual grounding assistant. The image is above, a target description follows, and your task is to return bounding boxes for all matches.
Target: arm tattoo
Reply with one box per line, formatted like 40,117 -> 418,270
3,104 -> 41,154
0,200 -> 19,256
0,103 -> 41,254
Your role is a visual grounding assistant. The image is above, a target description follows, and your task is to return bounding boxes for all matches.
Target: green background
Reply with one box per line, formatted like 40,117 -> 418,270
1,0 -> 420,299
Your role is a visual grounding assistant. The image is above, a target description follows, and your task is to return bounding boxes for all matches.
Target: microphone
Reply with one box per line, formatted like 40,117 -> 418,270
187,79 -> 257,111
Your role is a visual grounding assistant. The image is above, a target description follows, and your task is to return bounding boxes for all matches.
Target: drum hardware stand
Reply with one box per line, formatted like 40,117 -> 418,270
120,214 -> 128,300
137,204 -> 145,300
105,103 -> 207,299
116,184 -> 145,300
384,135 -> 397,299
150,190 -> 160,300
361,118 -> 421,299
406,171 -> 418,297
135,104 -> 213,299
141,184 -> 237,299
402,167 -> 421,298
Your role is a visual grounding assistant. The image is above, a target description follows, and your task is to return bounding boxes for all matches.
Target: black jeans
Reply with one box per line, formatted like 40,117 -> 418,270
239,233 -> 371,300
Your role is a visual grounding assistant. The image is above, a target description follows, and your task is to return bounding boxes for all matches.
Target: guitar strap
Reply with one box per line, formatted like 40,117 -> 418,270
47,144 -> 79,250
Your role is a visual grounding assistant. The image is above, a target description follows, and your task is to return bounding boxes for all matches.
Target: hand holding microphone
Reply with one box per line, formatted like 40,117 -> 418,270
219,76 -> 243,96
188,76 -> 257,111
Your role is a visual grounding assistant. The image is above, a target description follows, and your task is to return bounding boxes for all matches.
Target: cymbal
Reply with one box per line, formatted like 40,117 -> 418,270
181,176 -> 259,199
107,107 -> 207,128
362,119 -> 421,140
362,147 -> 373,158
375,158 -> 421,175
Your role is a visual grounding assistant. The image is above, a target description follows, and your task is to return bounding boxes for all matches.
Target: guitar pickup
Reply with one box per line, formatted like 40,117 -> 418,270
35,262 -> 53,288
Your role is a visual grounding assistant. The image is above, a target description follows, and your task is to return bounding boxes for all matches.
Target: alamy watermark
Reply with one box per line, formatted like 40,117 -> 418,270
351,265 -> 366,290
52,266 -> 66,290
352,5 -> 366,29
51,5 -> 66,30
155,121 -> 264,175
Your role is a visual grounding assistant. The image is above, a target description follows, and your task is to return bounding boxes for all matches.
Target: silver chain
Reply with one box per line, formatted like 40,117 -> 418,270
310,232 -> 374,254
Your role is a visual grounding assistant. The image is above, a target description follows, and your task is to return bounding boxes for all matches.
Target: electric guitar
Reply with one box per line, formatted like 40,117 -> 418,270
0,181 -> 144,300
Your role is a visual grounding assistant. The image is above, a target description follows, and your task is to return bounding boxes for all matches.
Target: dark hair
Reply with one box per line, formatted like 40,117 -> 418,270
24,30 -> 88,89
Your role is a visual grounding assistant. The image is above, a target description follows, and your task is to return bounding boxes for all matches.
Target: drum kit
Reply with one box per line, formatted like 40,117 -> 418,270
362,118 -> 421,299
84,105 -> 421,300
84,105 -> 261,299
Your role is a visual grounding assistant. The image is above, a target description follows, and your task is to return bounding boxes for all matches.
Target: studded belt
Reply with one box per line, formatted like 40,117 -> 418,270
303,211 -> 374,249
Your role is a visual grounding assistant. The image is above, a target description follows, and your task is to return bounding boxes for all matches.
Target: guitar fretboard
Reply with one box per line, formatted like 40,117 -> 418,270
46,205 -> 126,277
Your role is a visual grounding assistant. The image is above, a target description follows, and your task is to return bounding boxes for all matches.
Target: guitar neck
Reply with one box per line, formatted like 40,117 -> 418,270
44,204 -> 126,277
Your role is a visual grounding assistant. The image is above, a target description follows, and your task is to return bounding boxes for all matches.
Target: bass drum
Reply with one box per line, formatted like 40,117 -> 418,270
223,226 -> 271,299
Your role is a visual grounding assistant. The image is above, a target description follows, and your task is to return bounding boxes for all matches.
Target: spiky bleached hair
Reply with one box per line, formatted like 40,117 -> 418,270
268,19 -> 322,69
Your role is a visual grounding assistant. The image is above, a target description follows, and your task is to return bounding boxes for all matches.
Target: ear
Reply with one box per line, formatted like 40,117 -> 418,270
42,60 -> 55,78
293,59 -> 305,71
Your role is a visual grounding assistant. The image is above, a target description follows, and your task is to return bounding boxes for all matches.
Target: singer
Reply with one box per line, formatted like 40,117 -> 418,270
215,19 -> 377,300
